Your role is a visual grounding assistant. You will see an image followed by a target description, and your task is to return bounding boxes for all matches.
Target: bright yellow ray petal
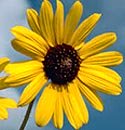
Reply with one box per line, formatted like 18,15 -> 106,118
39,0 -> 55,46
5,60 -> 43,74
78,32 -> 117,59
80,63 -> 121,82
53,91 -> 63,129
83,51 -> 123,66
26,9 -> 41,34
35,84 -> 57,127
69,81 -> 89,124
76,79 -> 103,111
70,13 -> 101,45
0,97 -> 17,108
0,77 -> 7,90
11,26 -> 49,60
0,106 -> 8,120
61,86 -> 83,129
0,57 -> 10,72
78,65 -> 122,95
18,73 -> 47,106
4,60 -> 43,87
64,0 -> 83,43
54,0 -> 64,44
12,39 -> 44,61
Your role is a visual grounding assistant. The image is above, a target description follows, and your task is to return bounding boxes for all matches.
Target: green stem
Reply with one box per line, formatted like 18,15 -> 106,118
19,100 -> 34,130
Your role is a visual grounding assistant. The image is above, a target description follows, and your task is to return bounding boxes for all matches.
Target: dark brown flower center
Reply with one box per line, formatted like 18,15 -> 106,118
43,43 -> 80,85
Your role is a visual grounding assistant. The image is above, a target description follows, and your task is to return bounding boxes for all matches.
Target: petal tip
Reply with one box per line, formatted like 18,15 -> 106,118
94,13 -> 102,18
75,0 -> 83,6
98,106 -> 104,112
0,57 -> 10,72
26,9 -> 32,15
74,0 -> 83,12
112,32 -> 117,41
114,87 -> 122,95
27,8 -> 31,12
107,32 -> 117,42
0,57 -> 10,66
35,121 -> 42,127
117,52 -> 123,64
26,8 -> 36,15
17,100 -> 24,107
10,26 -> 19,35
10,26 -> 24,33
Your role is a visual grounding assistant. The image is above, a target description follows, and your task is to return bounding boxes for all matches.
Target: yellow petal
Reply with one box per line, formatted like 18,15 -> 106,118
39,0 -> 55,46
83,51 -> 123,66
69,81 -> 89,124
26,9 -> 41,34
54,0 -> 64,44
61,89 -> 81,129
11,26 -> 49,60
80,63 -> 121,82
0,77 -> 7,90
78,65 -> 122,95
4,60 -> 43,87
64,1 -> 83,43
78,32 -> 117,59
76,79 -> 103,111
12,39 -> 43,61
35,84 -> 57,127
0,97 -> 17,108
0,57 -> 10,72
0,106 -> 8,120
18,73 -> 47,106
70,13 -> 101,45
53,91 -> 63,129
61,83 -> 88,129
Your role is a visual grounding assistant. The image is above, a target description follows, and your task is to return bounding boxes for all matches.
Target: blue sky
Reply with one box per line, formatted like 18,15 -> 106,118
0,0 -> 125,130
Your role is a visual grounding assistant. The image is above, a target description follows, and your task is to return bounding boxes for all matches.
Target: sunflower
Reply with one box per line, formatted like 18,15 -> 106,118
0,57 -> 17,119
3,0 -> 123,129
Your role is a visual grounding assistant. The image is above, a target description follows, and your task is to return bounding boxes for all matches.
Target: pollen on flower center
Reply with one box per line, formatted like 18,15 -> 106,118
43,43 -> 80,85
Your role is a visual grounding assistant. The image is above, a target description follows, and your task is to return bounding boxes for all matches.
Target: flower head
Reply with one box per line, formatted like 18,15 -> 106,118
4,0 -> 123,129
0,57 -> 17,119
